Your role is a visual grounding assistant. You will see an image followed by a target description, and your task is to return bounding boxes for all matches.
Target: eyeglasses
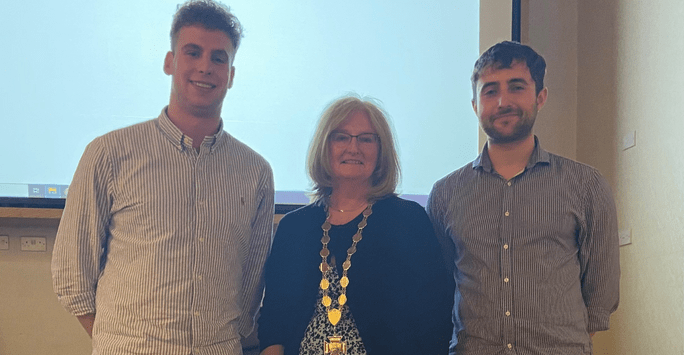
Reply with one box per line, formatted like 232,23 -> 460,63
329,132 -> 380,146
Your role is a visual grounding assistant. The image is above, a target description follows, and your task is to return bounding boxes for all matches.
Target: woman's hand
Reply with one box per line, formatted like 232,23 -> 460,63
260,345 -> 284,355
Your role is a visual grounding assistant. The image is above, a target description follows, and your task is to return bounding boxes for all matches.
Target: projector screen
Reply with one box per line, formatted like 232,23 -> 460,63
0,1 -> 479,208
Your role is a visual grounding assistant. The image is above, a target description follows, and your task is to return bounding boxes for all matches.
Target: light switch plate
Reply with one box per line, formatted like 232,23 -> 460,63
622,131 -> 636,150
0,236 -> 8,250
618,229 -> 632,246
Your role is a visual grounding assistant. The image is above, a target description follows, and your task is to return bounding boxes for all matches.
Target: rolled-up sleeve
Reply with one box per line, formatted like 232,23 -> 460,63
51,137 -> 113,316
578,171 -> 620,332
238,162 -> 275,338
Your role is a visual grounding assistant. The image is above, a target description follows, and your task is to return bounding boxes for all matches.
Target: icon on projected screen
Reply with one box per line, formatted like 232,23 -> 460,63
28,184 -> 44,198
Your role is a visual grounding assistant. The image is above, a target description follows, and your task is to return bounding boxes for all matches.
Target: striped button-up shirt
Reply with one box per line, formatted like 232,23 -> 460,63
52,108 -> 274,355
427,138 -> 619,355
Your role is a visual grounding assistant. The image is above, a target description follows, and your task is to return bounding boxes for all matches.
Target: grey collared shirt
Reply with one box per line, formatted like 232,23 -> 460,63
52,109 -> 274,355
427,137 -> 619,355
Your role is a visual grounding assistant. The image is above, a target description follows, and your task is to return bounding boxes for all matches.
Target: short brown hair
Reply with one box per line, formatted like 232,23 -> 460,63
170,0 -> 243,52
471,41 -> 546,99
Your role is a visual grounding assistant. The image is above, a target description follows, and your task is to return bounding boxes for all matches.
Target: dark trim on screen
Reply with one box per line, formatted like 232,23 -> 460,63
0,197 -> 301,215
512,0 -> 521,42
0,197 -> 65,209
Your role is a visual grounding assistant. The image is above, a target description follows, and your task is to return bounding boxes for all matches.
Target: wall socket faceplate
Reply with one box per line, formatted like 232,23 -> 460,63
20,237 -> 47,252
618,229 -> 632,246
622,131 -> 636,150
0,236 -> 8,250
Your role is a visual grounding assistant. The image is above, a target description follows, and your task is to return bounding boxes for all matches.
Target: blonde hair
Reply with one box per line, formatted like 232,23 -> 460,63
307,95 -> 400,203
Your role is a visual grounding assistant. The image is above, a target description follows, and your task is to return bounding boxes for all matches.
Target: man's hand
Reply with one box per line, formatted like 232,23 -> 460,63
77,313 -> 96,337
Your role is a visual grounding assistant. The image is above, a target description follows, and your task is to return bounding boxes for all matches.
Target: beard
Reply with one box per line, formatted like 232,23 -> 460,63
481,105 -> 537,144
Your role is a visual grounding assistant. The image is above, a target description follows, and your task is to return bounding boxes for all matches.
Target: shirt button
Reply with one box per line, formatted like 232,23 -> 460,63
194,311 -> 200,316
504,211 -> 510,217
505,311 -> 511,316
503,244 -> 509,250
508,344 -> 513,349
504,277 -> 510,283
197,275 -> 203,280
199,237 -> 205,242
507,181 -> 512,186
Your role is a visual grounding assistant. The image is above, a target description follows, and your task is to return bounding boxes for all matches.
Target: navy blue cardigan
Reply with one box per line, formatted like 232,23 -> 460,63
258,196 -> 454,354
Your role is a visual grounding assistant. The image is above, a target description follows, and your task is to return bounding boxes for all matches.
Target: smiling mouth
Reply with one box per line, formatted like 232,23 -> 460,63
493,108 -> 522,119
342,160 -> 363,165
495,112 -> 520,118
191,81 -> 216,89
492,113 -> 520,123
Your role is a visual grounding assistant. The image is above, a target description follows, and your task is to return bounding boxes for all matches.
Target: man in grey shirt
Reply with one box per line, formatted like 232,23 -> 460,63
427,41 -> 619,355
51,1 -> 274,354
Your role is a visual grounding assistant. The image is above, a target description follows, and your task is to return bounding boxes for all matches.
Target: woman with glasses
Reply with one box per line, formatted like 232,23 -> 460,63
258,95 -> 454,355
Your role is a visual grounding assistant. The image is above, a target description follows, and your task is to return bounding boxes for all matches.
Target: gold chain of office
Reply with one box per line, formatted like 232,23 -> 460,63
318,203 -> 373,355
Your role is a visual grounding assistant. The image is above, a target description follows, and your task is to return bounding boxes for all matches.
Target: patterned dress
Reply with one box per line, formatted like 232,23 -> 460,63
299,263 -> 366,355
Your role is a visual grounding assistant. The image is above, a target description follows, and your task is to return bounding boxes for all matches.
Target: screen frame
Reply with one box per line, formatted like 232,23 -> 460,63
0,1 -> 518,215
0,197 -> 304,215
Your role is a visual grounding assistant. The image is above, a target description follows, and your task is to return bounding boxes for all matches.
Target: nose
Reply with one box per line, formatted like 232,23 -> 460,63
497,92 -> 512,108
198,57 -> 213,75
345,137 -> 361,153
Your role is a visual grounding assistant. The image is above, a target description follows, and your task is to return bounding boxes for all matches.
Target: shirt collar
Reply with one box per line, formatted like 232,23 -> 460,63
472,136 -> 550,173
155,107 -> 226,152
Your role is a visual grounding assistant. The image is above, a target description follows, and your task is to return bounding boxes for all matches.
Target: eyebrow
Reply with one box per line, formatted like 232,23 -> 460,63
331,129 -> 377,134
180,43 -> 230,56
180,43 -> 202,52
480,77 -> 530,93
211,49 -> 229,59
480,82 -> 499,93
508,78 -> 529,86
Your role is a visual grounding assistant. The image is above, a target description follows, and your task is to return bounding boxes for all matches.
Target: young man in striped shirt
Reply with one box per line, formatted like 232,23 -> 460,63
427,41 -> 619,355
51,1 -> 274,354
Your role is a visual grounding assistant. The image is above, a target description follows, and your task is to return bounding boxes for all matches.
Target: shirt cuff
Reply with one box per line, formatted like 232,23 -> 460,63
587,306 -> 611,332
57,291 -> 97,316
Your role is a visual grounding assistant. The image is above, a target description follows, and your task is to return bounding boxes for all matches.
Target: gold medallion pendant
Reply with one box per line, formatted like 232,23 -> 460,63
327,308 -> 342,326
324,335 -> 347,355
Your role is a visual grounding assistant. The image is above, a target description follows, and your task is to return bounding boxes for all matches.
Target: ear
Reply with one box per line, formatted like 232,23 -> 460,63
227,66 -> 236,89
471,99 -> 478,115
163,51 -> 174,76
536,87 -> 548,110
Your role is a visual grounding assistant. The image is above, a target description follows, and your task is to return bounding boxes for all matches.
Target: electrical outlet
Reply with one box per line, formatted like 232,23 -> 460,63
20,237 -> 47,252
0,236 -> 8,250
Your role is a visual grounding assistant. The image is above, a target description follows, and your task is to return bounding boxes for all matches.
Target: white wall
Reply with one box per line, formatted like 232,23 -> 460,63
525,0 -> 579,160
524,0 -> 684,354
0,219 -> 91,354
609,1 -> 684,353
